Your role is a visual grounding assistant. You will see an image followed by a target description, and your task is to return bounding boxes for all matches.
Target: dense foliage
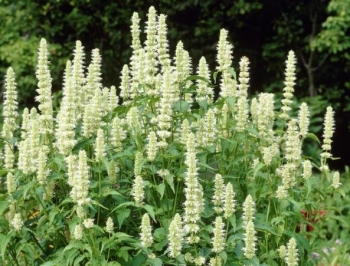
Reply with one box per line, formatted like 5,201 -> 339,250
1,0 -> 349,168
0,6 -> 348,265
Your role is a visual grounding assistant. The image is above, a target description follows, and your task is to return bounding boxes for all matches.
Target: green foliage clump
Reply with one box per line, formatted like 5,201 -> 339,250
0,6 -> 345,266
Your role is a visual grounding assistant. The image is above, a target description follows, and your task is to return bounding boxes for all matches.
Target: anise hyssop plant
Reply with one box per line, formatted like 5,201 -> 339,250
0,6 -> 342,266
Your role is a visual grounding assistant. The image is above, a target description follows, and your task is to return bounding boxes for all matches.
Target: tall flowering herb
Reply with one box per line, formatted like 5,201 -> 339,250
71,41 -> 86,117
183,133 -> 202,244
302,160 -> 312,180
182,50 -> 194,104
36,38 -> 53,135
157,14 -> 171,71
18,110 -> 40,175
220,103 -> 230,138
146,131 -> 158,161
6,172 -> 16,195
298,102 -> 310,138
251,93 -> 275,144
55,61 -> 77,155
196,56 -> 213,103
70,150 -> 91,206
321,106 -> 335,163
129,12 -> 141,98
83,88 -> 102,137
37,146 -> 49,185
120,64 -> 131,102
332,171 -> 341,189
108,86 -> 119,112
285,237 -> 299,266
110,116 -> 126,152
144,6 -> 158,84
242,194 -> 255,228
105,217 -> 114,234
95,128 -> 106,162
2,67 -> 18,141
209,257 -> 222,266
156,70 -> 174,147
168,213 -> 183,258
20,108 -> 29,140
126,106 -> 141,135
174,41 -> 192,101
212,174 -> 225,214
243,220 -> 257,259
204,109 -> 217,146
224,182 -> 236,219
11,213 -> 24,232
237,56 -> 250,98
212,216 -> 226,254
180,118 -> 190,145
242,194 -> 257,260
216,29 -> 236,98
140,213 -> 153,248
216,29 -> 232,71
284,119 -> 302,165
132,175 -> 145,205
235,56 -> 250,132
280,50 -> 296,120
131,12 -> 141,52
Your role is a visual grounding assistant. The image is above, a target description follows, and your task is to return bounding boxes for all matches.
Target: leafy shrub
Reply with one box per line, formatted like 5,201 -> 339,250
0,6 -> 343,266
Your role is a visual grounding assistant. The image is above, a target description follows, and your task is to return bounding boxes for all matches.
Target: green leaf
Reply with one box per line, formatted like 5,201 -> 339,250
117,246 -> 132,262
174,100 -> 190,113
143,204 -> 156,222
165,175 -> 175,193
1,231 -> 15,260
0,201 -> 10,215
219,251 -> 228,264
253,162 -> 264,179
116,207 -> 131,228
306,133 -> 321,144
102,188 -> 123,198
255,223 -> 281,236
114,232 -> 135,242
156,183 -> 166,199
107,262 -> 122,266
153,227 -> 167,240
213,71 -> 219,84
227,67 -> 237,80
148,258 -> 163,266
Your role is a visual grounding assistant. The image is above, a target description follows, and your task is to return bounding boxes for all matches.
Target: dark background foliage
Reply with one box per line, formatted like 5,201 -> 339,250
1,0 -> 349,168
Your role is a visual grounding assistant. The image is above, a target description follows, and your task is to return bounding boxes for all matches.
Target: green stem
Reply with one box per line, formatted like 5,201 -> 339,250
88,231 -> 100,260
173,180 -> 181,217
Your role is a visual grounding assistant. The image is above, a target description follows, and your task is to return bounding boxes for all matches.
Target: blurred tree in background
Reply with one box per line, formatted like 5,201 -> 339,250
0,0 -> 349,167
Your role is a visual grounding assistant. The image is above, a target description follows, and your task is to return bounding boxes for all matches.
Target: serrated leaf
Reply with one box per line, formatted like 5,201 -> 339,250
174,100 -> 190,113
1,231 -> 15,260
255,223 -> 280,236
148,258 -> 163,266
116,207 -> 131,228
153,228 -> 167,240
156,183 -> 165,199
165,175 -> 175,193
306,133 -> 321,144
253,162 -> 264,179
143,204 -> 156,222
0,201 -> 10,215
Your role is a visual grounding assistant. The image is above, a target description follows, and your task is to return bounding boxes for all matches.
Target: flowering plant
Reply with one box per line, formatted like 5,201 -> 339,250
0,6 -> 343,266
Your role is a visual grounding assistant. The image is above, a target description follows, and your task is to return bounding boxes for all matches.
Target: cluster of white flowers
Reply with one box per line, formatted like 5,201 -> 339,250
242,195 -> 257,259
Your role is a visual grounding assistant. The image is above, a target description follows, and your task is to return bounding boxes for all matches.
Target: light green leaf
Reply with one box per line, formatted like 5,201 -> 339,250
143,204 -> 156,222
165,175 -> 175,193
174,100 -> 190,113
116,208 -> 131,228
156,183 -> 165,199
